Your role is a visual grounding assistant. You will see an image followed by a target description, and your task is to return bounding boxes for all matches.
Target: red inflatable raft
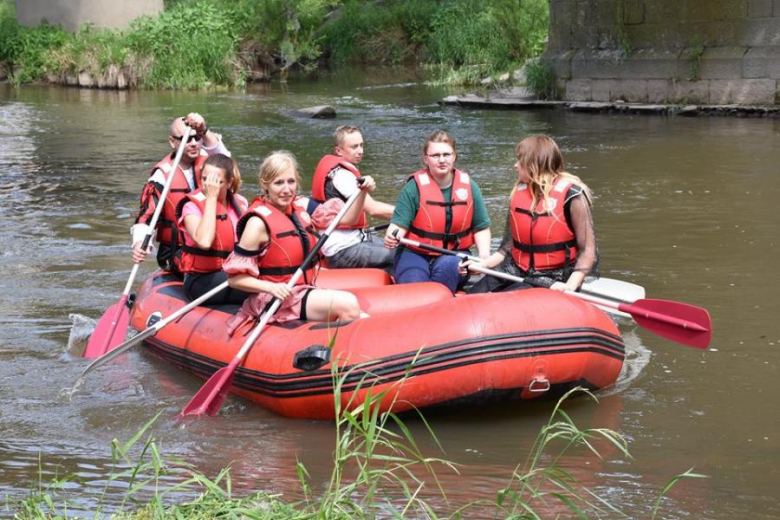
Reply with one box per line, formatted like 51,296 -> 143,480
129,269 -> 625,419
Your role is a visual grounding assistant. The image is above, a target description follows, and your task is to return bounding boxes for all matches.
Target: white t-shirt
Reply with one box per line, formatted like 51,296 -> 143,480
318,167 -> 364,257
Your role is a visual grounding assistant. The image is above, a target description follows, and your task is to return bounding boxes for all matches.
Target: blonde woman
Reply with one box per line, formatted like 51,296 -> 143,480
468,135 -> 597,294
222,151 -> 373,333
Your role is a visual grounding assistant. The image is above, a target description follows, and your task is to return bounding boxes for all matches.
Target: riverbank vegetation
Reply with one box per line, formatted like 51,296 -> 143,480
0,0 -> 548,89
7,380 -> 703,518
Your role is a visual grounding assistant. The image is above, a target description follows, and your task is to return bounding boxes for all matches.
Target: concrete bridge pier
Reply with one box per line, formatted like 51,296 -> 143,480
15,0 -> 163,32
545,0 -> 780,105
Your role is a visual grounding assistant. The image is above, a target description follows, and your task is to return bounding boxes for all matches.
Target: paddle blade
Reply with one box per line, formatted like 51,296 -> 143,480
581,277 -> 646,304
180,365 -> 236,417
623,298 -> 712,349
83,299 -> 130,358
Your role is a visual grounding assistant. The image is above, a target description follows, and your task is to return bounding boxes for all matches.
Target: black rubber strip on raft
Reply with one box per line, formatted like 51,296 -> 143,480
142,328 -> 624,399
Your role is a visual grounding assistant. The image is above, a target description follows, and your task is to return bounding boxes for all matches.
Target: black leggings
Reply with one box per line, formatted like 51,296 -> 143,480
466,258 -> 562,294
183,271 -> 251,305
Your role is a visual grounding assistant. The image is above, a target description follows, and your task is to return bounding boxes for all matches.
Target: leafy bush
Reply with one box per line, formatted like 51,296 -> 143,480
1,0 -> 550,88
320,0 -> 437,65
0,0 -> 71,84
224,0 -> 333,76
48,25 -> 129,77
127,0 -> 242,88
426,0 -> 549,84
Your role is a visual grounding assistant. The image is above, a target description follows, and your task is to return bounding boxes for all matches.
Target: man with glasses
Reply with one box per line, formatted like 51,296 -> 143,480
309,125 -> 395,271
131,113 -> 230,272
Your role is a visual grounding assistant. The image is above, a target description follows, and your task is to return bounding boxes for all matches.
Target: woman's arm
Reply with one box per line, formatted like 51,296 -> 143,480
555,194 -> 596,291
472,228 -> 492,259
183,170 -> 222,249
480,210 -> 511,268
383,181 -> 419,248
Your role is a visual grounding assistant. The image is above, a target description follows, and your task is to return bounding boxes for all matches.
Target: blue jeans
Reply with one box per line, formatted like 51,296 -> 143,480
393,248 -> 469,294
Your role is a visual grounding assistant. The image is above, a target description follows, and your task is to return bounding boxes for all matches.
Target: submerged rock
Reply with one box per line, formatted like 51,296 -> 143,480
296,105 -> 336,119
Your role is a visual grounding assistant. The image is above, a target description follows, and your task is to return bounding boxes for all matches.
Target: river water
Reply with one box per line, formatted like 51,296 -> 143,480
1,71 -> 779,518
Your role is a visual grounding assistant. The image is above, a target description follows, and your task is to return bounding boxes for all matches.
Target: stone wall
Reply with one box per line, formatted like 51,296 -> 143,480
16,0 -> 163,32
546,0 -> 780,104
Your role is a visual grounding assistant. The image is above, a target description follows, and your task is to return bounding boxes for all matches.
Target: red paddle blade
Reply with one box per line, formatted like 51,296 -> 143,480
180,365 -> 236,417
621,298 -> 712,349
83,299 -> 130,358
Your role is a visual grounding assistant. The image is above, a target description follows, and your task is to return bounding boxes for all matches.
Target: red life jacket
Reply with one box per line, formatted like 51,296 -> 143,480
144,153 -> 207,248
311,154 -> 367,229
237,197 -> 317,285
175,190 -> 247,274
406,169 -> 474,254
509,179 -> 578,273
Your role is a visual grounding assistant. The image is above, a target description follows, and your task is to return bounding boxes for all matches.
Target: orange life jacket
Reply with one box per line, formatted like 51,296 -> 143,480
138,153 -> 207,249
509,179 -> 578,273
237,197 -> 317,284
311,154 -> 367,229
406,169 -> 474,254
175,190 -> 247,274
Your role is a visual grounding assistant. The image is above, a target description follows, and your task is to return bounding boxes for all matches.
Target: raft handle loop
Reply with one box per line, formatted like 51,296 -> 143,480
528,377 -> 551,393
293,345 -> 331,371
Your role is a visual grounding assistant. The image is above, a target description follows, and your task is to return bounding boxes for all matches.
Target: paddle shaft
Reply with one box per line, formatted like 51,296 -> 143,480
181,182 -> 367,416
79,280 -> 230,382
365,223 -> 389,235
126,125 -> 194,295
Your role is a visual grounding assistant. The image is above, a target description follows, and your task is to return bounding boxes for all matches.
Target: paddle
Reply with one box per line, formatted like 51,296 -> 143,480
83,124 -> 195,359
398,236 -> 712,349
391,233 -> 645,307
76,280 -> 230,386
180,182 -> 367,417
365,223 -> 389,235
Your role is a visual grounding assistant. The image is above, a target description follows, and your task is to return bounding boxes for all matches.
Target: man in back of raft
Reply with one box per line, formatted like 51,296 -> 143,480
310,125 -> 395,271
130,113 -> 231,273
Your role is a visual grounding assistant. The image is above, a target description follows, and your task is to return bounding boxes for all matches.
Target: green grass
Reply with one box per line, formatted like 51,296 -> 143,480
1,0 -> 550,88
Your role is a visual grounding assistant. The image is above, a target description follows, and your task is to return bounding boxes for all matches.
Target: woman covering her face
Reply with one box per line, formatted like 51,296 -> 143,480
176,153 -> 250,304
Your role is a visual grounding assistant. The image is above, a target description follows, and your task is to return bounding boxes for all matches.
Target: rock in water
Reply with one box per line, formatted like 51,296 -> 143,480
296,105 -> 336,119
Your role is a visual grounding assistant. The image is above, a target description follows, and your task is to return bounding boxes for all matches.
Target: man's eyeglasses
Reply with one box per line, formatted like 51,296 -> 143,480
171,133 -> 204,143
427,153 -> 454,160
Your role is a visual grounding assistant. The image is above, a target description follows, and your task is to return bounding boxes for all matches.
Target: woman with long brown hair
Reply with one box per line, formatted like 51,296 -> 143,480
468,134 -> 597,293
